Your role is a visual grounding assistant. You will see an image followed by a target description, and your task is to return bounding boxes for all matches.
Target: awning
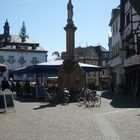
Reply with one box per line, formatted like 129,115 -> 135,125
13,60 -> 102,74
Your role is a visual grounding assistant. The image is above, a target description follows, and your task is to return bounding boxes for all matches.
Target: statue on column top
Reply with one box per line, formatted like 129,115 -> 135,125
67,0 -> 73,24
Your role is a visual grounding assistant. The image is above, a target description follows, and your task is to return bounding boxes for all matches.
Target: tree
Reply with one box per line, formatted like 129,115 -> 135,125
52,51 -> 60,60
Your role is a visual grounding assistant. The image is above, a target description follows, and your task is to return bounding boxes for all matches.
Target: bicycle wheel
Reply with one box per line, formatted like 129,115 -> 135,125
89,100 -> 94,107
85,98 -> 94,108
94,95 -> 101,107
84,100 -> 89,107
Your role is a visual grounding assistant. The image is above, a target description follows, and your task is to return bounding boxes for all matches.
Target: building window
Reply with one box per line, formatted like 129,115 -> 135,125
113,25 -> 115,36
7,56 -> 15,64
31,57 -> 39,64
102,61 -> 106,67
126,13 -> 130,26
0,56 -> 5,63
116,20 -> 118,33
125,36 -> 135,58
18,56 -> 26,65
137,38 -> 140,54
0,72 -> 3,77
127,37 -> 133,49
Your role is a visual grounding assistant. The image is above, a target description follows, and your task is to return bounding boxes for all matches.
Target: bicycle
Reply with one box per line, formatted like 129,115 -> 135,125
83,88 -> 101,108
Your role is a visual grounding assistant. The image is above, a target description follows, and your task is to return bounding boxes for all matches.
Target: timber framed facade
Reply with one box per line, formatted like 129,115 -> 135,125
120,0 -> 140,97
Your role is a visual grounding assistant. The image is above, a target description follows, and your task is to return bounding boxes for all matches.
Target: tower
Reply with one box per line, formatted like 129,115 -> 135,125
58,0 -> 85,91
19,21 -> 28,42
3,19 -> 11,43
64,0 -> 77,59
4,19 -> 10,36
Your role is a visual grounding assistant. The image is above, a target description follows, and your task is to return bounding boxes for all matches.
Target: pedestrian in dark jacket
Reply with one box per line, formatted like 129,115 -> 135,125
1,77 -> 10,91
15,81 -> 22,96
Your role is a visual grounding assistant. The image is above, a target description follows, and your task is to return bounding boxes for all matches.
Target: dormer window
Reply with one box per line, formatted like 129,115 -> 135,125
32,46 -> 36,50
16,45 -> 21,49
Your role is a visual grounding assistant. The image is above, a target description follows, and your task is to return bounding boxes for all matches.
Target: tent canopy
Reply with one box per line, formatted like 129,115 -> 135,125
13,60 -> 102,74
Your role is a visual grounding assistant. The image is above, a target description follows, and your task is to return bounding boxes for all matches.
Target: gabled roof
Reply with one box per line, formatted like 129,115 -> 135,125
75,46 -> 99,59
94,45 -> 108,53
0,35 -> 38,45
0,45 -> 47,52
109,7 -> 120,26
11,35 -> 36,44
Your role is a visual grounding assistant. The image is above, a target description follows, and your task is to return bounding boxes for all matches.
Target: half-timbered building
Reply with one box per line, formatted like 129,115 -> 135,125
120,0 -> 140,97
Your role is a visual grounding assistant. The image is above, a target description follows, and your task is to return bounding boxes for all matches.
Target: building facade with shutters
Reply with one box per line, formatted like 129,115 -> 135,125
0,20 -> 48,81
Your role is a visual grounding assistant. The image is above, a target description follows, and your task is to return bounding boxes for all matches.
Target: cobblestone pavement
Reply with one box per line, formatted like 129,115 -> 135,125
0,91 -> 140,140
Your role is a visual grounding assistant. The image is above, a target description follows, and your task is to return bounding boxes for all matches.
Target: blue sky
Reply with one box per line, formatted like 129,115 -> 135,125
0,0 -> 119,60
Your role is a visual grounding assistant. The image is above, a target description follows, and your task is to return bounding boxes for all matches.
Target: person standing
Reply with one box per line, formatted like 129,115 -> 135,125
9,78 -> 15,93
23,80 -> 31,96
110,80 -> 115,93
1,77 -> 10,91
15,81 -> 22,96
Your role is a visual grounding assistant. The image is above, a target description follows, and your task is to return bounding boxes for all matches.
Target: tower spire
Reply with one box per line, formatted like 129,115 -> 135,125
19,21 -> 28,42
3,19 -> 10,36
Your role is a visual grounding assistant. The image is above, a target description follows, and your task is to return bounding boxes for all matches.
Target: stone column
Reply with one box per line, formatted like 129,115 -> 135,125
64,24 -> 77,59
58,0 -> 85,91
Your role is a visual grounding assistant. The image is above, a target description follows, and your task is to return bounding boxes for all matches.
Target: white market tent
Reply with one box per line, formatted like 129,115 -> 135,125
13,60 -> 102,74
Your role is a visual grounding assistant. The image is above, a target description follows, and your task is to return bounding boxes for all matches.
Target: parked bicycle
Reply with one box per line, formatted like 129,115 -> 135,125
81,88 -> 101,107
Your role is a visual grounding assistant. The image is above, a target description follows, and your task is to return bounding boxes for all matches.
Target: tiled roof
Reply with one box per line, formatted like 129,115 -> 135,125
11,35 -> 36,44
0,35 -> 38,44
0,45 -> 47,52
0,35 -> 47,52
75,46 -> 99,58
109,7 -> 120,26
94,45 -> 108,52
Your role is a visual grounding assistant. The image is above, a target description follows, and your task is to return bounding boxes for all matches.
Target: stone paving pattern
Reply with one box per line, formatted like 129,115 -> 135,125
0,91 -> 140,140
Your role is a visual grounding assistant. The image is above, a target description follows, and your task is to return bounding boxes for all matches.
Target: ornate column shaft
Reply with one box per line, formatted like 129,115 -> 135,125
64,25 -> 77,59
